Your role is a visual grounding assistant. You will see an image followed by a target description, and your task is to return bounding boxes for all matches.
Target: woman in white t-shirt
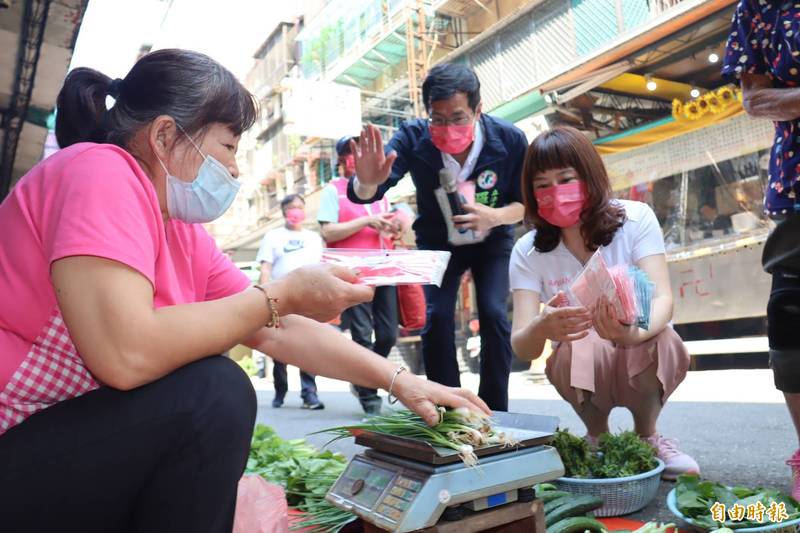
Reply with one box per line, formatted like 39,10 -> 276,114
509,126 -> 698,480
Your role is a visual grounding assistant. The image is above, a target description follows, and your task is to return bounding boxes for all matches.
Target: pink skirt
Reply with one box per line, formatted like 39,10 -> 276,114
545,327 -> 690,414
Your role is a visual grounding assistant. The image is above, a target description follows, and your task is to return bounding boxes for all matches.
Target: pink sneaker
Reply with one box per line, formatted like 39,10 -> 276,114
644,434 -> 700,480
786,449 -> 800,501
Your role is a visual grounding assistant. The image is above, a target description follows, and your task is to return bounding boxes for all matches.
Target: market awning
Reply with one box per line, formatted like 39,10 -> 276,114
537,0 -> 737,94
594,105 -> 744,154
598,73 -> 694,102
490,90 -> 548,124
486,0 -> 736,128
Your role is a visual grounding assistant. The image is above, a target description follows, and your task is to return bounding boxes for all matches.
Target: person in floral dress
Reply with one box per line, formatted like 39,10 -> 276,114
724,0 -> 800,498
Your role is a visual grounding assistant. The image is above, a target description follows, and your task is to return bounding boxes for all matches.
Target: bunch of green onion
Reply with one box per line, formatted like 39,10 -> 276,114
319,407 -> 517,467
286,469 -> 355,532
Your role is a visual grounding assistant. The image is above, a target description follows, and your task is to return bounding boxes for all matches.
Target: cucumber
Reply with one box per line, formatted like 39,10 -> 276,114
539,490 -> 571,503
535,482 -> 559,494
547,516 -> 607,533
545,495 -> 605,526
543,495 -> 573,514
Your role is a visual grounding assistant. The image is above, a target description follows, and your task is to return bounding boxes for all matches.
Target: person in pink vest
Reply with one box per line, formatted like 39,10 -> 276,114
317,137 -> 411,416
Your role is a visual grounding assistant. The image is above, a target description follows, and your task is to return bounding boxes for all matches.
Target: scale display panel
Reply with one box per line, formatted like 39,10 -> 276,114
330,457 -> 425,523
341,460 -> 393,508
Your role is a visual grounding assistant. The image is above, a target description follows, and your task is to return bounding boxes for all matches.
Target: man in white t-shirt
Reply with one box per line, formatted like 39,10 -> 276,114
256,194 -> 324,410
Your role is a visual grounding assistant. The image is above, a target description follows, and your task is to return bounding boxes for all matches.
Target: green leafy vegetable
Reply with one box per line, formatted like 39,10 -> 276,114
675,474 -> 800,530
246,424 -> 355,532
552,429 -> 593,478
552,429 -> 657,479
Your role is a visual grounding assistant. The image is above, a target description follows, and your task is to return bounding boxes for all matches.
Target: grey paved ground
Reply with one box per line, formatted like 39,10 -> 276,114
253,368 -> 795,525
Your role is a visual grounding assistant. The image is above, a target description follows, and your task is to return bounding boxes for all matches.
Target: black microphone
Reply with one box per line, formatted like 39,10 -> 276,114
439,168 -> 465,217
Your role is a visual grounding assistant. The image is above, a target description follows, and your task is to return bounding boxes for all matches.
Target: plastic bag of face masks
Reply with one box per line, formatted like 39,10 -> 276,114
321,249 -> 452,287
567,248 -> 622,315
233,475 -> 289,533
566,249 -> 654,330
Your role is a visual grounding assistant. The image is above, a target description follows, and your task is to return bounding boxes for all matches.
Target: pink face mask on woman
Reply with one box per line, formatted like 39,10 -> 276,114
285,208 -> 305,226
430,123 -> 475,154
534,181 -> 588,228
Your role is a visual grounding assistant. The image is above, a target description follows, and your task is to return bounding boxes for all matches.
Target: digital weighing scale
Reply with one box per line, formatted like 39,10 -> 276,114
325,412 -> 565,533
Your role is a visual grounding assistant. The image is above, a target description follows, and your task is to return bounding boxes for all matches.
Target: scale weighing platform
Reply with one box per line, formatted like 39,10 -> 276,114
325,412 -> 565,533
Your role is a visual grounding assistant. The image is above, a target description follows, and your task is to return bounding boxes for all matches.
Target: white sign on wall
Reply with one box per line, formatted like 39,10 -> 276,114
668,237 -> 771,324
280,77 -> 362,140
515,114 -> 550,143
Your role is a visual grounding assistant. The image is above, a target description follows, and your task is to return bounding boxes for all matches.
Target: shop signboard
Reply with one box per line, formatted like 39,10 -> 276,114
280,78 -> 362,140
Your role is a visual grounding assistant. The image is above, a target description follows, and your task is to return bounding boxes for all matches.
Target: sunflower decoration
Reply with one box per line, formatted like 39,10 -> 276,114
672,99 -> 684,120
704,92 -> 723,114
696,97 -> 710,115
684,100 -> 702,120
717,86 -> 735,107
737,87 -> 744,102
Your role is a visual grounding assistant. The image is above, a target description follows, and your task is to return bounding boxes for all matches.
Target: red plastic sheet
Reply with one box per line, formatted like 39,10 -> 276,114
598,517 -> 688,533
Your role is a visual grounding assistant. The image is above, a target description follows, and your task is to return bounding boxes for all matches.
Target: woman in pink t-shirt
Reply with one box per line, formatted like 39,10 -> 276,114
0,49 -> 488,533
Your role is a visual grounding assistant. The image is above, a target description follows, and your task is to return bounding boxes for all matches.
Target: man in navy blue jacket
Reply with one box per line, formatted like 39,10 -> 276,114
347,63 -> 527,411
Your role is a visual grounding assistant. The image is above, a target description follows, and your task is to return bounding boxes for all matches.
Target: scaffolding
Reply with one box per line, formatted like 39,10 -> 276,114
405,0 -> 431,117
0,0 -> 51,199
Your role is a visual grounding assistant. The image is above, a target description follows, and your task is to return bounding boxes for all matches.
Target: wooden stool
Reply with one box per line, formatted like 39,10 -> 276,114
362,499 -> 545,533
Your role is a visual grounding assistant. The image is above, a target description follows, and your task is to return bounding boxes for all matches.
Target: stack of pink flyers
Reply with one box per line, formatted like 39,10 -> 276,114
321,249 -> 451,287
567,249 -> 637,324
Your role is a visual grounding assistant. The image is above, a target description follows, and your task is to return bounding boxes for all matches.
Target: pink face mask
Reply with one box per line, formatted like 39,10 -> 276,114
340,154 -> 356,177
285,208 -> 305,226
534,181 -> 588,228
430,123 -> 475,154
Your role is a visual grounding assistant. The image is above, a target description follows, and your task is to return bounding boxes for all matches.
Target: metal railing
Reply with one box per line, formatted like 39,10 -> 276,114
297,0 -> 420,81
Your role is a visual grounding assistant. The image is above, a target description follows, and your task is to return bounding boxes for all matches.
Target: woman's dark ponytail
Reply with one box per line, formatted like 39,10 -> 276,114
55,49 -> 257,151
55,67 -> 113,148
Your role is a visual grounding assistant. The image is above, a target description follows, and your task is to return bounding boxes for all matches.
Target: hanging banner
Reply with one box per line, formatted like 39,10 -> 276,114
280,78 -> 361,140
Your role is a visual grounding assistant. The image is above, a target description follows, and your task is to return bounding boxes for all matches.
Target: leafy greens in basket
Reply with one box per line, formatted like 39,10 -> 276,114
553,429 -> 658,478
675,474 -> 800,530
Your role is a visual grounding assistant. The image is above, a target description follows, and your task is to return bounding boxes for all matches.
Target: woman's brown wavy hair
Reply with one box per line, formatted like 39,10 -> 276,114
520,126 -> 626,253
